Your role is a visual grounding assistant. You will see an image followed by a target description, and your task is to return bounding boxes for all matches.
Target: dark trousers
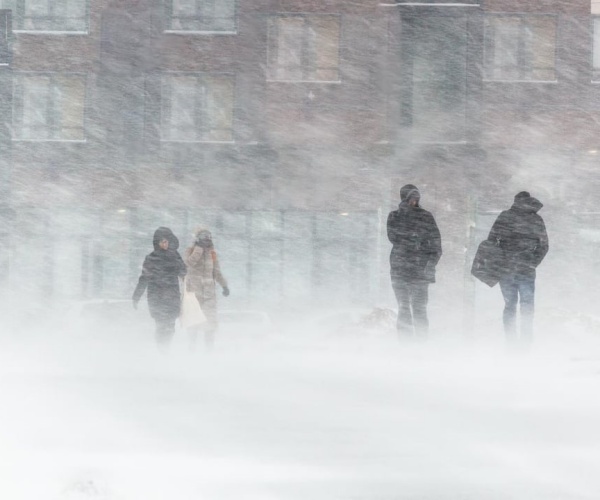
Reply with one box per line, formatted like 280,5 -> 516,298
499,273 -> 535,341
391,279 -> 429,338
154,317 -> 176,346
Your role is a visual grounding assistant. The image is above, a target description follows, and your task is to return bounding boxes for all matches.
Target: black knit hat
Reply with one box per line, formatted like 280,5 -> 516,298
400,184 -> 420,203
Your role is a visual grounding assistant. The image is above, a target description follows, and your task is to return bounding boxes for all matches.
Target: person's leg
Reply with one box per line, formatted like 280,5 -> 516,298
499,275 -> 518,340
411,282 -> 430,339
165,317 -> 176,337
154,318 -> 165,337
517,274 -> 536,342
154,318 -> 175,349
392,278 -> 414,337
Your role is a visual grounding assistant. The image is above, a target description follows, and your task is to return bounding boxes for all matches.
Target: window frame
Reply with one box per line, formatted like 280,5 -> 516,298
267,13 -> 342,83
163,0 -> 237,35
406,12 -> 469,144
483,13 -> 558,83
159,72 -> 236,144
12,71 -> 88,142
592,16 -> 600,82
6,0 -> 90,35
0,9 -> 10,66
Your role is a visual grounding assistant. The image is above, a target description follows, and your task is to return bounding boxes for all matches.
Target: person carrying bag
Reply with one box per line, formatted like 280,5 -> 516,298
184,227 -> 230,349
179,277 -> 207,329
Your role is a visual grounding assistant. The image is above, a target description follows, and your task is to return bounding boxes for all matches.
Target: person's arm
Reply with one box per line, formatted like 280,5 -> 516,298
132,256 -> 151,306
428,214 -> 442,266
176,251 -> 187,278
533,218 -> 549,267
487,211 -> 509,245
184,245 -> 204,267
212,251 -> 229,296
387,211 -> 401,245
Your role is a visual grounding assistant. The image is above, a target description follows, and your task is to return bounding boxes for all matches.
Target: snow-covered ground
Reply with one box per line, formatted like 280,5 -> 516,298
1,313 -> 600,500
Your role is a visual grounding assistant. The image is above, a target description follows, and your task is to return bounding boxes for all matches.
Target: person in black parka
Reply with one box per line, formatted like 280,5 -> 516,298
387,184 -> 442,338
488,191 -> 549,342
132,227 -> 187,344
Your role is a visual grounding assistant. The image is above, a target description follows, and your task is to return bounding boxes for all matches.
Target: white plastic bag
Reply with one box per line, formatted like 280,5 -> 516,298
180,284 -> 207,329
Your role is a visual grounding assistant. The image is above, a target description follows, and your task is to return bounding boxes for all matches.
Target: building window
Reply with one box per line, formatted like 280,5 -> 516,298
593,18 -> 600,80
166,0 -> 236,33
408,14 -> 467,143
0,0 -> 88,32
13,74 -> 86,141
484,15 -> 556,81
267,15 -> 340,82
161,74 -> 234,142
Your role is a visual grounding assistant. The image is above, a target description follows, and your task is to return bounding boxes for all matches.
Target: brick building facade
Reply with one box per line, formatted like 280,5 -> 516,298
0,1 -> 598,317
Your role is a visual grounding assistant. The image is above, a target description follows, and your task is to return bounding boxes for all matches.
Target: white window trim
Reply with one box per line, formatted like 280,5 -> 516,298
13,30 -> 89,35
11,138 -> 87,143
380,2 -> 480,6
163,30 -> 237,35
159,139 -> 235,144
266,79 -> 342,84
482,79 -> 558,84
413,140 -> 470,145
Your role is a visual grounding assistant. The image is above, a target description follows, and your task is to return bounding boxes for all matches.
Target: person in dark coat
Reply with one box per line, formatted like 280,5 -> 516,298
488,191 -> 549,342
132,227 -> 187,345
387,184 -> 442,338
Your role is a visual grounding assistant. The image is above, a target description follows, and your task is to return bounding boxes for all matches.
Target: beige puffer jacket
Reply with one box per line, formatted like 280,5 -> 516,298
184,243 -> 228,300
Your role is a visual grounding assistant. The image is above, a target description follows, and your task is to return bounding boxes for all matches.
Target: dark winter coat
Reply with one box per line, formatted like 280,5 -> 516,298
132,227 -> 187,322
387,202 -> 442,283
487,194 -> 549,277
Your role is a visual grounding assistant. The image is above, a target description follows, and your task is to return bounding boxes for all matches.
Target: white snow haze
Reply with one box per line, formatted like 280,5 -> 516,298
1,1 -> 600,499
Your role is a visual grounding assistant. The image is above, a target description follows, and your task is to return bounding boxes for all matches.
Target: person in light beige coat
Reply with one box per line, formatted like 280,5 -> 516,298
184,228 -> 229,348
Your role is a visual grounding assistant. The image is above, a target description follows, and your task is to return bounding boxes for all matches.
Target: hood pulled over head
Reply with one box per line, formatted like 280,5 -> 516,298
153,226 -> 179,251
512,191 -> 543,213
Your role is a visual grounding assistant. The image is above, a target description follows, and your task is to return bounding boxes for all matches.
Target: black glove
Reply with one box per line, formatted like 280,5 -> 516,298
222,287 -> 230,297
